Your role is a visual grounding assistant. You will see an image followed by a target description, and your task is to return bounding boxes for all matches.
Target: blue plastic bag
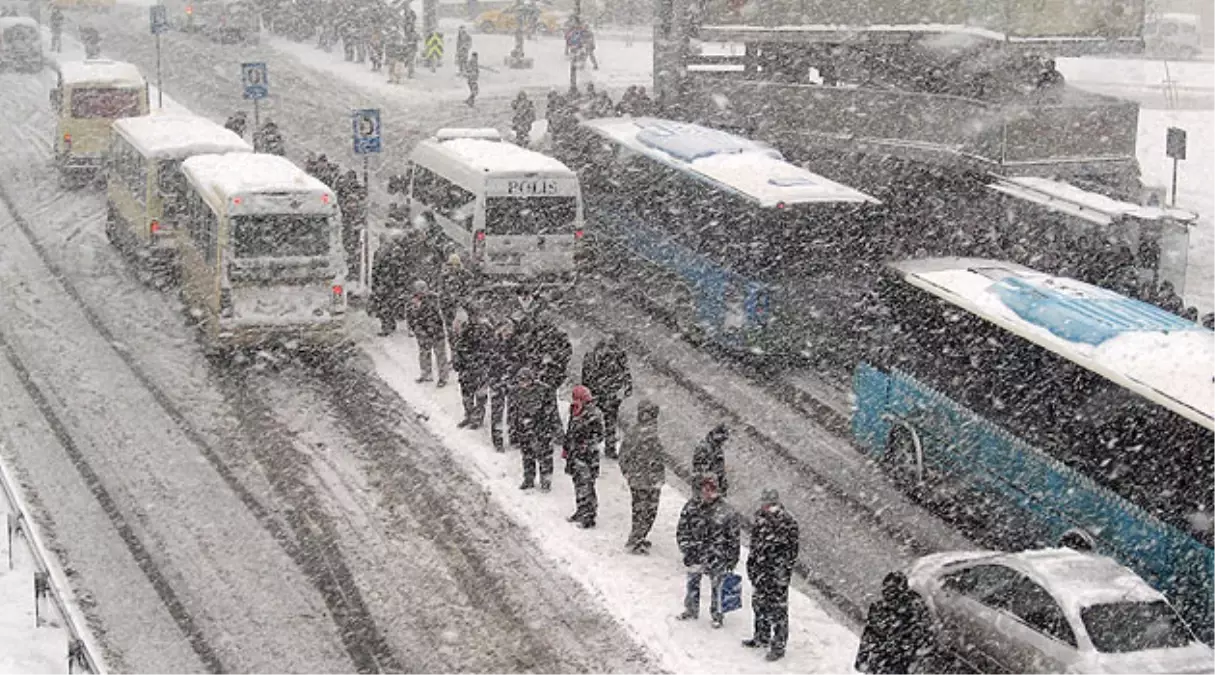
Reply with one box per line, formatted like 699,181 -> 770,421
719,572 -> 743,613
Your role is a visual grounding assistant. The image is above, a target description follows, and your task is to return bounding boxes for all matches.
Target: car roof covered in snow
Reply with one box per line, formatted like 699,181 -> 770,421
112,113 -> 252,161
0,16 -> 39,30
56,59 -> 146,88
989,176 -> 1198,226
181,153 -> 332,208
580,117 -> 878,208
889,257 -> 1214,429
418,134 -> 575,176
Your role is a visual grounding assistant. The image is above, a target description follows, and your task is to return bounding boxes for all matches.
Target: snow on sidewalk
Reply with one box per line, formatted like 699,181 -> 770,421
364,336 -> 860,674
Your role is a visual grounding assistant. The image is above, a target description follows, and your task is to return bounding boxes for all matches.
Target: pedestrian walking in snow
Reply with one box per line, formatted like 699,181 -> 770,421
744,489 -> 800,662
456,25 -> 471,75
619,399 -> 664,554
584,25 -> 598,69
511,91 -> 536,147
581,332 -> 631,458
563,385 -> 604,528
224,111 -> 248,139
453,305 -> 495,428
511,367 -> 560,490
49,6 -> 63,52
406,280 -> 450,386
676,473 -> 740,628
855,572 -> 935,674
385,26 -> 406,83
369,231 -> 413,335
693,424 -> 730,497
464,52 -> 480,106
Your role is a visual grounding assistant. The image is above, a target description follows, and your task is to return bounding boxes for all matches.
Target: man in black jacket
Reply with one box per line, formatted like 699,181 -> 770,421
692,424 -> 730,497
676,474 -> 740,628
453,306 -> 495,428
405,280 -> 449,386
510,367 -> 559,491
744,489 -> 800,661
368,232 -> 413,335
855,571 -> 934,674
563,385 -> 604,528
488,317 -> 522,452
619,399 -> 663,553
581,332 -> 632,459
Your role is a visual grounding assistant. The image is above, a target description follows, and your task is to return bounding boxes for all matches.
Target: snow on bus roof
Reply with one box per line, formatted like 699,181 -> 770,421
56,59 -> 145,88
432,136 -> 574,175
181,153 -> 329,202
890,256 -> 1214,429
0,16 -> 39,29
112,114 -> 252,160
989,176 -> 1198,226
581,117 -> 878,208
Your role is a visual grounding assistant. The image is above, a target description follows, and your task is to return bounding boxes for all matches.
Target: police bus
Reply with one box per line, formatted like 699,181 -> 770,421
852,256 -> 1214,642
405,128 -> 584,285
571,116 -> 882,357
178,153 -> 347,355
106,113 -> 251,276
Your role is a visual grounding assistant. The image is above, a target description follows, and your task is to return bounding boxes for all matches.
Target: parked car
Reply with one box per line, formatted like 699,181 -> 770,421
474,4 -> 563,34
905,548 -> 1213,674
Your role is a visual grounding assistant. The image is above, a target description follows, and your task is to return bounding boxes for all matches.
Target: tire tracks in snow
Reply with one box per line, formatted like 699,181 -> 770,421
0,179 -> 400,672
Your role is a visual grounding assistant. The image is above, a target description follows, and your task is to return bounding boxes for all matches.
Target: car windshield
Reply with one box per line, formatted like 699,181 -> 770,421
485,196 -> 576,236
233,214 -> 330,258
1081,601 -> 1195,653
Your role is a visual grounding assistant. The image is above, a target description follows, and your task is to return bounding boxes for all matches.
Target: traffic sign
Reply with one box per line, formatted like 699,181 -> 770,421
1166,127 -> 1187,161
424,32 -> 444,60
241,62 -> 269,100
149,5 -> 168,34
352,109 -> 381,154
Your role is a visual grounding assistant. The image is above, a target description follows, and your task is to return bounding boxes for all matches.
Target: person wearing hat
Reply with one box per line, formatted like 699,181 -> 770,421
618,399 -> 664,554
581,331 -> 633,459
509,367 -> 560,491
676,473 -> 740,628
562,385 -> 604,528
406,279 -> 449,386
692,424 -> 731,497
744,488 -> 800,661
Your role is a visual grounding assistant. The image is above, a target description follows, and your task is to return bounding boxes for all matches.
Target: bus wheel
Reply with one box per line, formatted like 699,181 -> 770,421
883,425 -> 925,497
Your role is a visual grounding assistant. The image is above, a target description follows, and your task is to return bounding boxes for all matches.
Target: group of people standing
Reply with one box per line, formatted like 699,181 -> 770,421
223,111 -> 286,156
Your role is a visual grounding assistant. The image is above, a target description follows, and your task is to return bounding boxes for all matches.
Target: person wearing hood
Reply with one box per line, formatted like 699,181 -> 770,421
618,399 -> 664,554
854,571 -> 935,674
693,424 -> 730,497
744,489 -> 800,661
581,331 -> 632,459
563,385 -> 604,528
510,367 -> 560,491
406,279 -> 449,386
676,473 -> 740,628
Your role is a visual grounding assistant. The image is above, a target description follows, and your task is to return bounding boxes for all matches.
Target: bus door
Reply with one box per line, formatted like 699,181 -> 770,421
481,176 -> 580,277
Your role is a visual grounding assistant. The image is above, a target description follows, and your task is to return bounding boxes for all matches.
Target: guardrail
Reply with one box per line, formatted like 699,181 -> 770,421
0,450 -> 105,674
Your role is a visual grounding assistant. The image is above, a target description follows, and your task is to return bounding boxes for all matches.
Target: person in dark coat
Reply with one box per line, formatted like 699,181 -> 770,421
563,385 -> 604,528
855,571 -> 935,674
619,399 -> 664,553
581,332 -> 632,458
224,111 -> 248,139
315,154 -> 339,189
406,280 -> 449,386
511,367 -> 560,491
1156,280 -> 1184,315
453,305 -> 495,428
511,91 -> 536,147
693,424 -> 730,497
1202,313 -> 1214,330
488,317 -> 522,452
50,6 -> 63,52
439,253 -> 474,335
677,473 -> 741,628
744,489 -> 800,661
335,170 -> 367,280
253,119 -> 285,155
455,25 -> 472,75
464,52 -> 480,106
369,232 -> 414,335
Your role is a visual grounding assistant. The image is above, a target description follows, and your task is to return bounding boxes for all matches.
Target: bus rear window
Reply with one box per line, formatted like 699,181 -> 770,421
485,196 -> 577,236
233,215 -> 330,259
70,88 -> 142,119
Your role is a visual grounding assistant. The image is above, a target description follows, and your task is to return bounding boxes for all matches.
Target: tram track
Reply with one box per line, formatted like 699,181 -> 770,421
0,177 -> 398,672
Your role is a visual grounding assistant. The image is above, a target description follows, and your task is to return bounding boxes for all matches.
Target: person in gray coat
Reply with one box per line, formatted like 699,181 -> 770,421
619,399 -> 664,554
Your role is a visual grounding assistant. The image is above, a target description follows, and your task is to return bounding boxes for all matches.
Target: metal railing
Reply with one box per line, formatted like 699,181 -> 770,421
0,450 -> 105,674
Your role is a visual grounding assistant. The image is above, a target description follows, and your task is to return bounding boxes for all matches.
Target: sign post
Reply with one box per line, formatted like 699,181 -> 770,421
1166,126 -> 1186,208
149,5 -> 168,109
241,62 -> 269,128
352,108 -> 381,292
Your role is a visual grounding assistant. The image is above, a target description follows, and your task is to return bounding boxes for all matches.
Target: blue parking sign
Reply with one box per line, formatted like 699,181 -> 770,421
241,62 -> 268,100
352,109 -> 381,154
149,5 -> 168,34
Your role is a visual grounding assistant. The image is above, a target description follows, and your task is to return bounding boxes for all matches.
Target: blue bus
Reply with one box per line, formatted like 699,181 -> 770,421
569,117 -> 883,358
852,256 -> 1214,641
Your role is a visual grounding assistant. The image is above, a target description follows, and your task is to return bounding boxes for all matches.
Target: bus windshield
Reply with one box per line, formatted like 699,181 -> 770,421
485,196 -> 577,235
70,88 -> 142,119
233,214 -> 330,259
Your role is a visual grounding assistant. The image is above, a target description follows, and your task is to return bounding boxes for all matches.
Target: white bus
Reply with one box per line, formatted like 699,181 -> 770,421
106,113 -> 251,274
406,128 -> 584,283
178,153 -> 347,354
